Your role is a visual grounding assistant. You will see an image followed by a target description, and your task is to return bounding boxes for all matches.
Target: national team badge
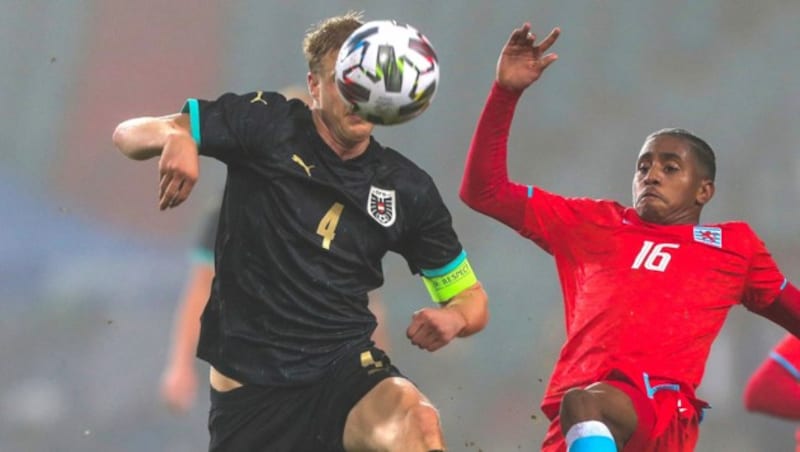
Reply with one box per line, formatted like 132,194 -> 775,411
367,186 -> 396,227
693,226 -> 722,248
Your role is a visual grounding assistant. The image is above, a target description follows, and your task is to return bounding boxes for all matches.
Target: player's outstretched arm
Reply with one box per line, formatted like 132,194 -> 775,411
112,113 -> 198,210
460,23 -> 559,230
405,282 -> 488,352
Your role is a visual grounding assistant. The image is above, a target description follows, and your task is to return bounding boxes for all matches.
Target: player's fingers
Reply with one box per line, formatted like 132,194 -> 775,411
174,178 -> 195,208
540,53 -> 559,70
160,177 -> 182,210
409,322 -> 444,350
168,180 -> 186,209
537,27 -> 561,52
425,338 -> 447,352
406,315 -> 424,339
159,172 -> 171,200
417,333 -> 448,352
509,22 -> 531,44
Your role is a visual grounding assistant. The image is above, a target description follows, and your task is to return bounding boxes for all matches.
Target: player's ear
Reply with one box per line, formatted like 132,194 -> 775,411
696,179 -> 715,206
307,72 -> 320,105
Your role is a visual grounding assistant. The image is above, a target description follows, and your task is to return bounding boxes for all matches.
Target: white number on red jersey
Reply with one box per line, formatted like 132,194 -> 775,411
631,240 -> 680,272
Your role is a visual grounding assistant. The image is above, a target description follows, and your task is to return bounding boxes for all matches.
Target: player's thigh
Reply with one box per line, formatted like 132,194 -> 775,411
584,382 -> 640,443
343,376 -> 441,448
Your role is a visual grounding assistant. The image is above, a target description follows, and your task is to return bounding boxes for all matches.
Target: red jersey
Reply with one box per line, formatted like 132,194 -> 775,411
772,334 -> 800,374
521,187 -> 786,415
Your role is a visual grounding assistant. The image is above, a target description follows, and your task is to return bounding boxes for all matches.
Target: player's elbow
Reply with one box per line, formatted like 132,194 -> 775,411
459,183 -> 489,214
112,121 -> 149,160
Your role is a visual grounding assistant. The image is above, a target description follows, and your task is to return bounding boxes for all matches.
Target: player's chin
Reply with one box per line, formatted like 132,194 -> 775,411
345,120 -> 373,137
636,205 -> 665,223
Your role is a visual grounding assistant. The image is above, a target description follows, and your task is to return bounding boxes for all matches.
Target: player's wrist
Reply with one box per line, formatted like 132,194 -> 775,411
491,80 -> 524,100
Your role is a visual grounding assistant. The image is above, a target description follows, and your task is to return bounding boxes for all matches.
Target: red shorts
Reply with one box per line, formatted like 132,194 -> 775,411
540,369 -> 707,452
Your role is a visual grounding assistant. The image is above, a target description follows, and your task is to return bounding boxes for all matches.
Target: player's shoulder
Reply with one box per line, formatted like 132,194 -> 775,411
704,220 -> 766,250
209,90 -> 300,114
535,187 -> 627,220
374,144 -> 435,184
708,220 -> 758,236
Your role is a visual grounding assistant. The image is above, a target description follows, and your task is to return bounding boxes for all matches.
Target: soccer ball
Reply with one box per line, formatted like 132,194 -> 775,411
335,20 -> 439,125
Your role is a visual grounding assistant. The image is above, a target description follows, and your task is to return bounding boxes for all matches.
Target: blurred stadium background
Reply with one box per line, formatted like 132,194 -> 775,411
2,1 -> 799,450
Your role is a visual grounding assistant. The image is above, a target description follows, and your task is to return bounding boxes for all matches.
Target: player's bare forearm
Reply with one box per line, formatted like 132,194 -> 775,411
443,282 -> 489,337
405,283 -> 488,352
112,113 -> 191,160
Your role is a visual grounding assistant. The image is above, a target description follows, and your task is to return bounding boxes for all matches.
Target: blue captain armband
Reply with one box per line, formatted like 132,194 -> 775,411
420,251 -> 478,304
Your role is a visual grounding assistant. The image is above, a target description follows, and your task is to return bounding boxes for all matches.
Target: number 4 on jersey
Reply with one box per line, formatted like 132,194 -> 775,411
317,202 -> 344,250
631,240 -> 679,272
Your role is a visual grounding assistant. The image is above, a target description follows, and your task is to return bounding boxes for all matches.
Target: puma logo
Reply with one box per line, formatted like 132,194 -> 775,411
291,154 -> 315,177
250,91 -> 267,105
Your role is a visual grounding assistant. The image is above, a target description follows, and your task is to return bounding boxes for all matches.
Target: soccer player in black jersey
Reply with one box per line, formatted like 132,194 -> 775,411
157,86 -> 395,416
112,12 -> 489,452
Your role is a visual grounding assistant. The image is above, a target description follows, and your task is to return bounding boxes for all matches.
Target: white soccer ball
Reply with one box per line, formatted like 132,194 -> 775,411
335,20 -> 439,126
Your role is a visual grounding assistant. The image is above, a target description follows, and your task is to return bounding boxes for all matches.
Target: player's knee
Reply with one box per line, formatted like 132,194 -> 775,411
404,400 -> 442,441
560,388 -> 602,425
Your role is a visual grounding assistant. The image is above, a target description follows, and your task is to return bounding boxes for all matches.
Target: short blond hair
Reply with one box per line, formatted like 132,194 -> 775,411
302,11 -> 364,75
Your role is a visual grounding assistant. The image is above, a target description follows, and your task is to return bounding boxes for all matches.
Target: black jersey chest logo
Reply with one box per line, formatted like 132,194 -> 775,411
367,186 -> 396,227
291,154 -> 315,177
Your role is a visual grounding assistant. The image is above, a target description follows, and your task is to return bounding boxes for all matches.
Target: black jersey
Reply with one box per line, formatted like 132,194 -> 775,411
185,91 -> 465,386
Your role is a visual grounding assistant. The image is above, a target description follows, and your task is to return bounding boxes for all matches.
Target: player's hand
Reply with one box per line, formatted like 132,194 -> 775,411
158,133 -> 198,210
160,362 -> 198,414
497,22 -> 560,92
406,307 -> 466,352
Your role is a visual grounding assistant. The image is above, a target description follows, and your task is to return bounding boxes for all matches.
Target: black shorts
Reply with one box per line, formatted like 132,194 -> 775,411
207,346 -> 404,452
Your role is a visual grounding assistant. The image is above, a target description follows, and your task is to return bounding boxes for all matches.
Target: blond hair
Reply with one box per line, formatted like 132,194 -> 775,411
302,11 -> 364,75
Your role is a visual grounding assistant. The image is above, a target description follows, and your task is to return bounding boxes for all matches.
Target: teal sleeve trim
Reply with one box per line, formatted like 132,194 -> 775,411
527,185 -> 534,198
181,98 -> 201,145
421,250 -> 467,278
769,351 -> 800,381
781,278 -> 789,291
189,248 -> 214,265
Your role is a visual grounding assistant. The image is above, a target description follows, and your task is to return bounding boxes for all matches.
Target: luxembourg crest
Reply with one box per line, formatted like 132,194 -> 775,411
367,186 -> 396,227
693,226 -> 722,248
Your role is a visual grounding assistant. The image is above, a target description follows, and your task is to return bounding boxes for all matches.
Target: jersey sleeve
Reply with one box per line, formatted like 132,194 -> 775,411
518,187 -> 618,254
397,175 -> 465,275
741,225 -> 786,310
772,334 -> 800,379
181,91 -> 295,165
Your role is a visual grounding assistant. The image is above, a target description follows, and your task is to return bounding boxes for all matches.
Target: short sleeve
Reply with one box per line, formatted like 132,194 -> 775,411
397,176 -> 464,275
181,91 -> 292,164
741,225 -> 786,310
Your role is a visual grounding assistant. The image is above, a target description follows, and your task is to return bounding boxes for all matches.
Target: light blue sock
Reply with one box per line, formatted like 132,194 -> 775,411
565,420 -> 616,451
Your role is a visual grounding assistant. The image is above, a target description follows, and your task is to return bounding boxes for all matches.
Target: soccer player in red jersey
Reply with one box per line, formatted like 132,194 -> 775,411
460,21 -> 800,451
744,334 -> 800,451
